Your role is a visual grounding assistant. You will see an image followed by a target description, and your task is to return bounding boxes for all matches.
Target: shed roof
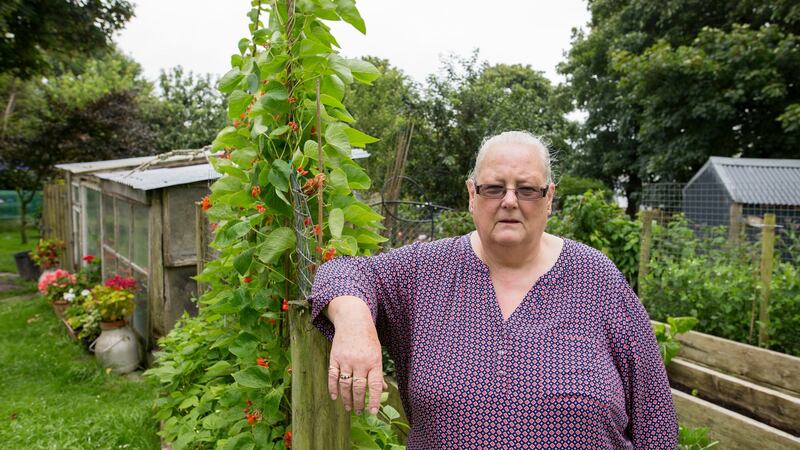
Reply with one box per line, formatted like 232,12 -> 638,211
94,163 -> 221,191
686,157 -> 800,206
55,151 -> 210,174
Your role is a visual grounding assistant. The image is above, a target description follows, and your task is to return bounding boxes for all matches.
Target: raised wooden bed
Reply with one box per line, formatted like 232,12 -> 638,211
657,322 -> 800,447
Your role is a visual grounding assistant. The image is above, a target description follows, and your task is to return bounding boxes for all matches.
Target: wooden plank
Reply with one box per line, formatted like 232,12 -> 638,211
148,192 -> 165,345
289,301 -> 349,449
669,357 -> 800,435
654,321 -> 800,395
672,389 -> 800,450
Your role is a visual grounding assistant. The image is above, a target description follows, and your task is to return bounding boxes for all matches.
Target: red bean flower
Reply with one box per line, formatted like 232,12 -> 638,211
82,255 -> 95,263
313,224 -> 321,236
257,357 -> 269,368
201,195 -> 211,211
256,204 -> 266,214
251,185 -> 261,197
282,298 -> 289,312
288,121 -> 299,132
284,431 -> 292,448
243,276 -> 253,284
288,96 -> 296,104
297,166 -> 309,176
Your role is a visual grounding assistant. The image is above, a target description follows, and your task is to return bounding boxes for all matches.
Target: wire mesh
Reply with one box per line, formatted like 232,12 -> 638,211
290,172 -> 316,299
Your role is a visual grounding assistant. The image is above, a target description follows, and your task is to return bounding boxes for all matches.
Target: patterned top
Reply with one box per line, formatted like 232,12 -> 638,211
310,235 -> 678,449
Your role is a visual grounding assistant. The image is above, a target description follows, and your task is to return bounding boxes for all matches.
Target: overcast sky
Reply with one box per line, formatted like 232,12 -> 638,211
115,0 -> 591,86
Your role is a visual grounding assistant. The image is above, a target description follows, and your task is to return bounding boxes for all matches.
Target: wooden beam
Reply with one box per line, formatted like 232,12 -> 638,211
672,389 -> 800,450
668,357 -> 800,435
654,321 -> 800,395
289,302 -> 349,449
148,192 -> 165,345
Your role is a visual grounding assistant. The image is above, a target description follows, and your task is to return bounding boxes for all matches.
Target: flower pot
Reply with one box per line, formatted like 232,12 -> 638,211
52,300 -> 69,318
92,321 -> 140,374
14,251 -> 41,281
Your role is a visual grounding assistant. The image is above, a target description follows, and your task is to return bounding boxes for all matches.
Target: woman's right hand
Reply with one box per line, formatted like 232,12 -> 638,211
325,296 -> 386,415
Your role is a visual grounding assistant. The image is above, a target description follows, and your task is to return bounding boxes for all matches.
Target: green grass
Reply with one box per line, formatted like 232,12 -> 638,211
0,222 -> 40,274
0,296 -> 160,449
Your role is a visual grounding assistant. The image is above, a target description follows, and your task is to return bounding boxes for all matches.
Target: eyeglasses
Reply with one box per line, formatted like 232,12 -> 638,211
473,182 -> 549,201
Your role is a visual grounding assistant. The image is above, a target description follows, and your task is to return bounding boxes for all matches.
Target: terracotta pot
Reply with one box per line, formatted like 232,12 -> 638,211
52,300 -> 69,318
99,320 -> 126,330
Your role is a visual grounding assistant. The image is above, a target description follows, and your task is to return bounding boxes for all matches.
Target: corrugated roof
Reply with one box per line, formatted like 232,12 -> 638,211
55,150 -> 210,174
692,157 -> 800,206
94,163 -> 221,191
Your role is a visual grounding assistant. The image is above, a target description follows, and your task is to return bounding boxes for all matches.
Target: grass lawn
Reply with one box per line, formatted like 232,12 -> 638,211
0,295 -> 160,449
0,221 -> 40,274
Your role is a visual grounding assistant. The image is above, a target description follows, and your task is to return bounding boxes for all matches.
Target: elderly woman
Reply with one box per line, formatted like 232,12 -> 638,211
309,131 -> 677,449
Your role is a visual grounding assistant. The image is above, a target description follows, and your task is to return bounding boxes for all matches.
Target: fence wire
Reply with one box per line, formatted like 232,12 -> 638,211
290,173 -> 316,300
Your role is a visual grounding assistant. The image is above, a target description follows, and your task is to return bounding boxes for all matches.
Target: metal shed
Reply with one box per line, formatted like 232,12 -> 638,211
56,152 -> 219,348
682,157 -> 800,240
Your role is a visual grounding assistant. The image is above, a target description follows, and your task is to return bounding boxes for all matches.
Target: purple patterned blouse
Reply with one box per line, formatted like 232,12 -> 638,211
310,235 -> 678,449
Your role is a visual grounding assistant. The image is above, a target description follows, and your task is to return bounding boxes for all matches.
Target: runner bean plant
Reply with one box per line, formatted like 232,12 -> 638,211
145,1 -> 406,448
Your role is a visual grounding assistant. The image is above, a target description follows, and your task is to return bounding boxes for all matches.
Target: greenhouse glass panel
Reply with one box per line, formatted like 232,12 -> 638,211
117,200 -> 131,258
85,188 -> 101,258
103,194 -> 114,246
133,203 -> 149,269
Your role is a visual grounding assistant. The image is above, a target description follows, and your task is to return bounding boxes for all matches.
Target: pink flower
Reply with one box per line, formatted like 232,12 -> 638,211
104,275 -> 136,291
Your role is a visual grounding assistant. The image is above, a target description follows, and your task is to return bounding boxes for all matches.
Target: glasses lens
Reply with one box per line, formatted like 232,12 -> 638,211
481,185 -> 505,198
516,187 -> 540,200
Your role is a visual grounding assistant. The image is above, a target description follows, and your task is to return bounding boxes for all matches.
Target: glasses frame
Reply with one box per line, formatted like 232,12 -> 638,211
472,180 -> 550,201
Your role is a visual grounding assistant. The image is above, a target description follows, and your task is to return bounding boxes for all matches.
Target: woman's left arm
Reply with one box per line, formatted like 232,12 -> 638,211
615,277 -> 679,449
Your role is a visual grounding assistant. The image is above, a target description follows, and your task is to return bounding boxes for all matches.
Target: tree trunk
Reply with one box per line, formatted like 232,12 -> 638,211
16,188 -> 28,244
2,80 -> 17,137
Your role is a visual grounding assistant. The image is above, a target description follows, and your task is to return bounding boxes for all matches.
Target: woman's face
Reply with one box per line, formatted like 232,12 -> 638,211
467,142 -> 555,249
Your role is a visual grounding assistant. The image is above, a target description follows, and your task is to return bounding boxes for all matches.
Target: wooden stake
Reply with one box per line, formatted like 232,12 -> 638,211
758,213 -> 776,348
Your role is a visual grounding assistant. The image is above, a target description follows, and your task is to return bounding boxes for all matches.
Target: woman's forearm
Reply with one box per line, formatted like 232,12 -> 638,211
324,295 -> 374,329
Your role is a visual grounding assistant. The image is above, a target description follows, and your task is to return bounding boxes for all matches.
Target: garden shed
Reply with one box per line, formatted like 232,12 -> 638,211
55,152 -> 219,349
682,157 -> 800,238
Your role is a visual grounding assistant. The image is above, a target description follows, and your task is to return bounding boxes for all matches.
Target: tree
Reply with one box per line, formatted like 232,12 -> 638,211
560,0 -> 800,215
144,67 -> 228,151
0,52 -> 155,243
0,0 -> 134,78
411,53 -> 577,208
342,56 -> 418,191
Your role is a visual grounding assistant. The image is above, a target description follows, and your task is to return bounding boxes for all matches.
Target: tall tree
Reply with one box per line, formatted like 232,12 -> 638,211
144,67 -> 228,151
560,0 -> 800,214
412,53 -> 577,208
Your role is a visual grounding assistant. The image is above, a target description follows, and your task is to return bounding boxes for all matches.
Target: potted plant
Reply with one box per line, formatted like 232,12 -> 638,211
86,276 -> 140,373
37,269 -> 77,317
63,288 -> 101,350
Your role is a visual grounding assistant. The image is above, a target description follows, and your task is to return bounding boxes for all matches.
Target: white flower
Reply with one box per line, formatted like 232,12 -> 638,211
63,289 -> 76,302
81,289 -> 90,297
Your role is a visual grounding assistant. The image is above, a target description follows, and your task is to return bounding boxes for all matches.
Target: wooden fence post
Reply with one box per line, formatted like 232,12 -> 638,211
758,213 -> 776,348
289,303 -> 350,449
638,209 -> 656,294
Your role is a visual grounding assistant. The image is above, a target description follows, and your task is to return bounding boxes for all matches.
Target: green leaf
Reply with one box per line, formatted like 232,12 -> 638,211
228,90 -> 252,120
205,361 -> 235,378
303,140 -> 320,160
347,58 -> 381,85
342,162 -> 371,189
329,167 -> 350,194
330,235 -> 358,256
219,68 -> 244,93
328,54 -> 354,84
212,127 -> 250,150
211,176 -> 244,195
352,228 -> 387,245
344,203 -> 383,227
300,39 -> 332,58
257,227 -> 296,264
668,316 -> 698,335
268,160 -> 291,192
320,93 -> 345,110
222,432 -> 255,450
383,405 -> 400,421
325,122 -> 351,155
178,395 -> 198,410
233,248 -> 254,275
237,38 -> 250,55
232,366 -> 271,389
336,0 -> 366,34
344,127 -> 379,148
263,82 -> 288,101
256,53 -> 288,74
322,74 -> 345,101
231,147 -> 258,168
329,208 -> 344,239
250,115 -> 269,139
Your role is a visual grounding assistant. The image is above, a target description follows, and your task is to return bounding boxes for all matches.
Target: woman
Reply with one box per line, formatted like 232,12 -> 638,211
309,131 -> 677,449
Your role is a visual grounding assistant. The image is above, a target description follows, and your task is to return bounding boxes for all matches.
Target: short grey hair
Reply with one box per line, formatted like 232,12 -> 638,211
468,130 -> 554,184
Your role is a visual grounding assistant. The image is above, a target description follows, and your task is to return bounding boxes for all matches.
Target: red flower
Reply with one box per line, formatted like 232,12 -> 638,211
284,431 -> 292,448
105,275 -> 136,291
210,223 -> 218,232
243,276 -> 253,284
251,185 -> 261,197
281,299 -> 289,312
288,96 -> 296,104
246,399 -> 253,407
313,224 -> 322,236
323,247 -> 336,262
310,126 -> 316,136
239,112 -> 246,120
288,121 -> 299,132
82,255 -> 95,263
256,204 -> 266,214
201,195 -> 211,211
297,166 -> 309,176
246,413 -> 256,425
233,119 -> 240,127
257,357 -> 269,368
303,217 -> 311,227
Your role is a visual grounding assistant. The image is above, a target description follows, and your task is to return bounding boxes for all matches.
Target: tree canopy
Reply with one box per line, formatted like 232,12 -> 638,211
0,0 -> 134,78
560,0 -> 800,213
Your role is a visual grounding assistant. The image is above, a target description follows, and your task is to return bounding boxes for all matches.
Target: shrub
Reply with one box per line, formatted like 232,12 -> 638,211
436,210 -> 474,237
